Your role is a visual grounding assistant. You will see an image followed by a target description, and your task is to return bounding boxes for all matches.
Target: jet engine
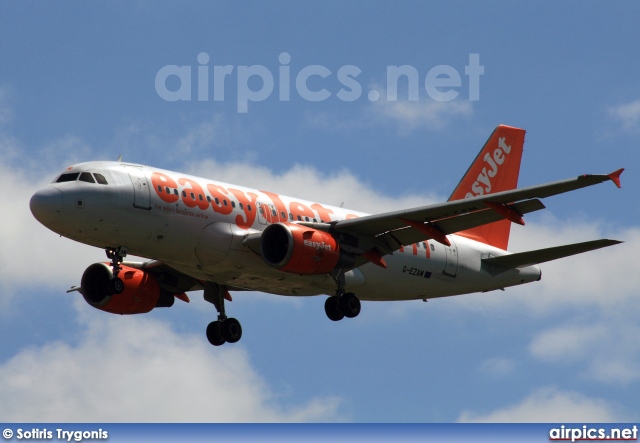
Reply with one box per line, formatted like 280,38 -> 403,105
79,263 -> 176,314
260,223 -> 354,274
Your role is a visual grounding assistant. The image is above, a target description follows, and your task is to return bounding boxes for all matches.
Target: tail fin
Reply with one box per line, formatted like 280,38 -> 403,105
448,125 -> 526,250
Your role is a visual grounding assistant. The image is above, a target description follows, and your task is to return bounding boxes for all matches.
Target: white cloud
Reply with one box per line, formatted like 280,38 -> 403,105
306,85 -> 473,134
0,148 -> 106,305
175,115 -> 248,158
509,220 -> 640,311
529,316 -> 640,385
444,215 -> 640,314
458,387 -> 627,422
530,325 -> 606,363
7,121 -> 639,400
370,97 -> 473,132
608,99 -> 640,130
479,357 -> 517,377
0,305 -> 341,422
184,159 -> 440,214
3,127 -> 441,306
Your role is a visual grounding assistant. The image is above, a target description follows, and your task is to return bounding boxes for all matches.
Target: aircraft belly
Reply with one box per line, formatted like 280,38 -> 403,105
168,258 -> 335,296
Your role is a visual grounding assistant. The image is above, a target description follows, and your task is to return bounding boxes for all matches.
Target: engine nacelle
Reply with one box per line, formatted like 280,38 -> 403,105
80,263 -> 175,314
261,223 -> 354,274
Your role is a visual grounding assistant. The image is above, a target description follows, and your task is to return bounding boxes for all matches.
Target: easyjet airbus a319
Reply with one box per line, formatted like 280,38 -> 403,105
30,125 -> 623,346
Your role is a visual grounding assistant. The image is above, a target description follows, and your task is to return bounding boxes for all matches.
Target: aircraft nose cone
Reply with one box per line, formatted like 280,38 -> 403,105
30,186 -> 63,226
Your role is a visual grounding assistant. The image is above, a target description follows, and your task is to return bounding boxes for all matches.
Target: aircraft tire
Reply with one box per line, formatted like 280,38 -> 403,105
111,277 -> 124,295
206,321 -> 226,346
324,296 -> 344,321
339,292 -> 361,318
221,318 -> 242,343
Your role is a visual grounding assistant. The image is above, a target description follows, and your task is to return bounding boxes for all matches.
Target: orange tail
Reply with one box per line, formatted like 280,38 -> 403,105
448,125 -> 526,250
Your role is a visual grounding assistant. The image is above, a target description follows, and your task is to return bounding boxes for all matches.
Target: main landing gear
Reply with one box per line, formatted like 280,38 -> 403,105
203,282 -> 242,346
324,291 -> 361,322
104,246 -> 128,295
324,270 -> 361,321
325,271 -> 361,321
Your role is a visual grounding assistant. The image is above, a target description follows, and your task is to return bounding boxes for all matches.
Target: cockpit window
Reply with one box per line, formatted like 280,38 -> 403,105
54,171 -> 108,184
55,173 -> 80,183
93,173 -> 108,185
79,172 -> 95,183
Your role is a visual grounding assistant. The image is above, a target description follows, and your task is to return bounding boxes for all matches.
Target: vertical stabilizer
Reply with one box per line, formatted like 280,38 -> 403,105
448,125 -> 526,250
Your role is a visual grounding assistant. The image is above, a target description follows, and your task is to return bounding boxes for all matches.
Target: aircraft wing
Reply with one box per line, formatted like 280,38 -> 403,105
332,170 -> 623,254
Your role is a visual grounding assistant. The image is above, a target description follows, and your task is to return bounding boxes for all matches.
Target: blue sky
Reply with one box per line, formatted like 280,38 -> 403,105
1,1 -> 640,422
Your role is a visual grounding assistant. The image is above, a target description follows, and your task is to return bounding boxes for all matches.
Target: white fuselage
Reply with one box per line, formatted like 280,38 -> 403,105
31,161 -> 541,301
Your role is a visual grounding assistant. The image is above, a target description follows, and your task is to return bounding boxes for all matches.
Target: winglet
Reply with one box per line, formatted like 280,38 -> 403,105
608,168 -> 624,189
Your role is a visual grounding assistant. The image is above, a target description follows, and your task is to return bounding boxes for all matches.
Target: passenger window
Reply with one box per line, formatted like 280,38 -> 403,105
55,173 -> 80,183
93,173 -> 108,185
430,244 -> 435,251
231,201 -> 236,208
239,203 -> 244,210
247,204 -> 252,212
79,172 -> 95,183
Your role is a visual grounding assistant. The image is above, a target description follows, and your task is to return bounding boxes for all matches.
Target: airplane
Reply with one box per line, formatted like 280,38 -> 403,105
29,125 -> 624,346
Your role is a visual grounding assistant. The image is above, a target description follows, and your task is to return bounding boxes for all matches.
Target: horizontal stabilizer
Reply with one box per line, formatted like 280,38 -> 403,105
482,239 -> 622,269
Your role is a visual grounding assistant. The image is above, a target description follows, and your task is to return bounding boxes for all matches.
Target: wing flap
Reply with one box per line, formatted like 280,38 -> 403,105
335,171 -> 622,240
482,239 -> 622,270
379,199 -> 545,247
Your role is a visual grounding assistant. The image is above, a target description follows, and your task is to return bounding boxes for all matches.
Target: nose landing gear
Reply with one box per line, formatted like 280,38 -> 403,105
105,247 -> 128,295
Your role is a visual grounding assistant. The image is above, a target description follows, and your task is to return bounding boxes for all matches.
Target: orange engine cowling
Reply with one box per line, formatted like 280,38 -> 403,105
80,263 -> 175,314
260,223 -> 354,274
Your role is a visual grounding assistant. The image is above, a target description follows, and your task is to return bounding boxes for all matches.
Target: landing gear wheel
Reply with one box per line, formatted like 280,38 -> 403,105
324,296 -> 344,321
111,277 -> 124,295
206,321 -> 226,346
203,283 -> 243,346
339,292 -> 361,318
221,318 -> 242,343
